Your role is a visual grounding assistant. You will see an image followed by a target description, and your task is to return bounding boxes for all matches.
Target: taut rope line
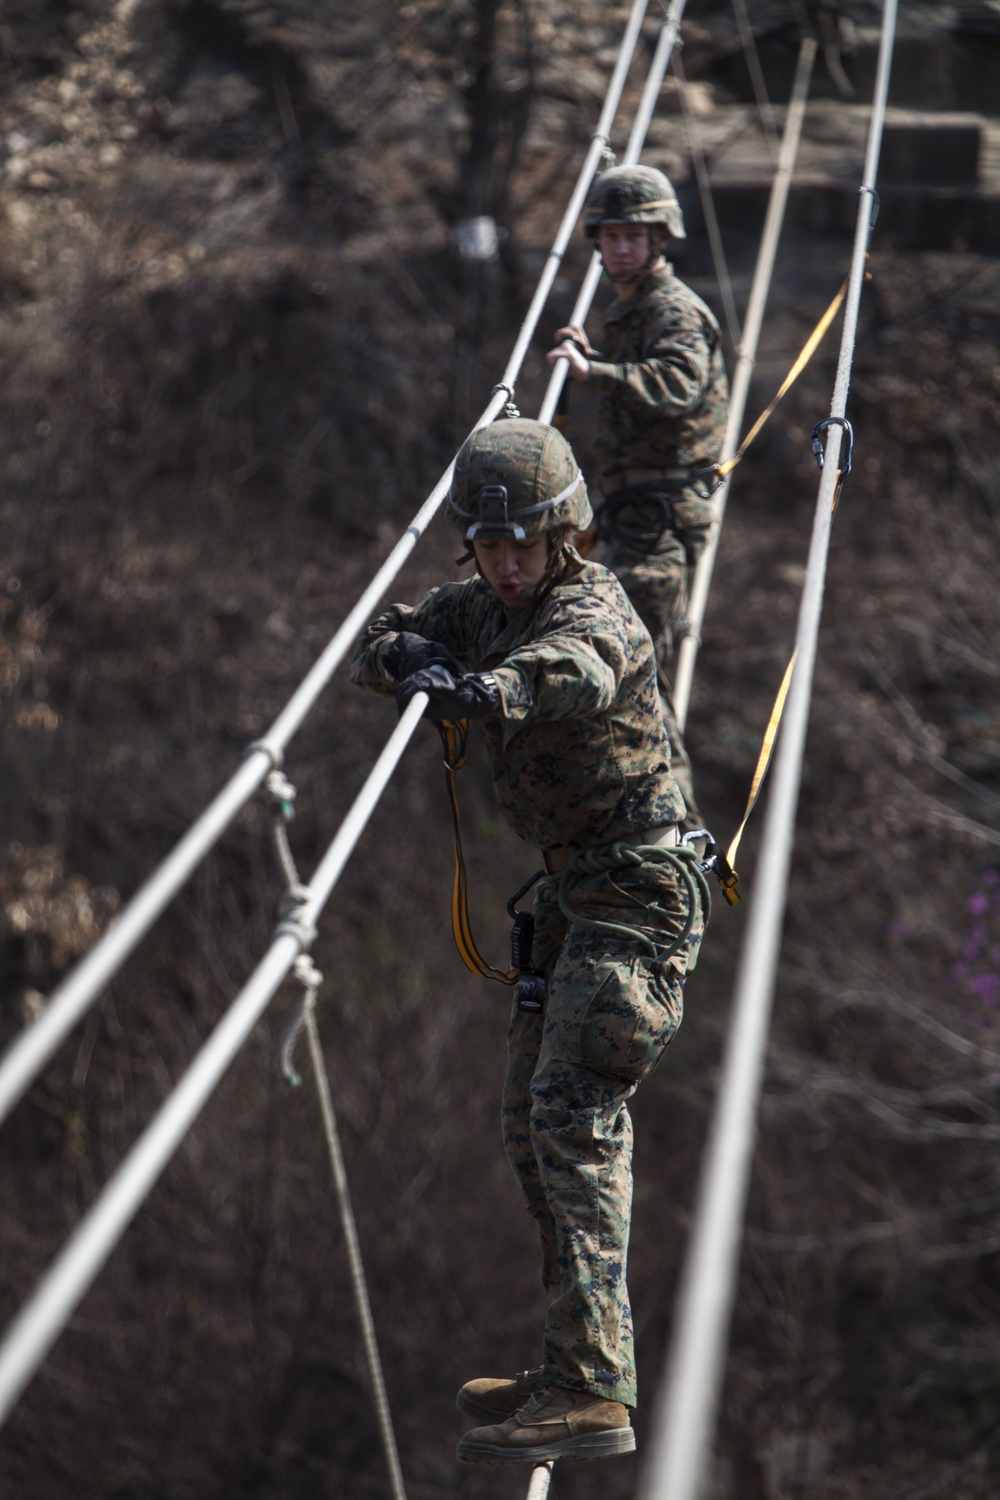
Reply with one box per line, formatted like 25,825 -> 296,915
641,6 -> 899,1497
673,32 -> 819,729
0,1 -> 654,1136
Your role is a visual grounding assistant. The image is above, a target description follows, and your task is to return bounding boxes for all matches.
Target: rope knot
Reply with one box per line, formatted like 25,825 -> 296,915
293,954 -> 323,994
265,768 -> 297,821
274,885 -> 317,950
567,841 -> 644,877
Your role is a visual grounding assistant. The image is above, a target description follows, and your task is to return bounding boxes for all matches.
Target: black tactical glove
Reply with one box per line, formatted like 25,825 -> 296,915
396,665 -> 500,721
381,630 -> 460,682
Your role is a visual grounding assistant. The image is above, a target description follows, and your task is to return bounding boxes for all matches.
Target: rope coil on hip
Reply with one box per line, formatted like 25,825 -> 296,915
556,842 -> 711,961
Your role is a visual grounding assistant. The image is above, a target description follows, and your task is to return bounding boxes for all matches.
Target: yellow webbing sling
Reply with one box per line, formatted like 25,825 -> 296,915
723,650 -> 798,891
713,276 -> 850,484
437,719 -> 519,986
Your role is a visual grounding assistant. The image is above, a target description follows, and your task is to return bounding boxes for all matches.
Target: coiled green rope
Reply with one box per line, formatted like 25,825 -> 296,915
554,841 -> 712,961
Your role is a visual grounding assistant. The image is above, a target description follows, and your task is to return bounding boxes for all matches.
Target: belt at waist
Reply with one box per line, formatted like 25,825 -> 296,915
541,822 -> 679,874
604,466 -> 697,493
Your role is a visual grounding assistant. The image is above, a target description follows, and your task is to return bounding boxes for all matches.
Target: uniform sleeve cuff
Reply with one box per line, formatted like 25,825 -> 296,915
584,360 -> 624,393
490,665 -> 532,722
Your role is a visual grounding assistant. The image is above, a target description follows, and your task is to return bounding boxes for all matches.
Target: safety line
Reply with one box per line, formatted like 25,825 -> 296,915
270,797 -> 407,1500
0,695 -> 429,1429
537,0 -> 687,426
673,33 -> 818,729
640,6 -> 898,1498
0,0 -> 653,1136
672,48 -> 742,349
731,0 -> 780,160
302,984 -> 408,1500
495,0 -> 651,399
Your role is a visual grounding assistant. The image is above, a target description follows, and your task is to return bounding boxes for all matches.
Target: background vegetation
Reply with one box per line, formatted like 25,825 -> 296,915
1,1 -> 999,1496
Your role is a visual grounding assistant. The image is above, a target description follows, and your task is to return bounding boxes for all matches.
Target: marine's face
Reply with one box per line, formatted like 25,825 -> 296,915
472,535 -> 550,611
596,223 -> 653,280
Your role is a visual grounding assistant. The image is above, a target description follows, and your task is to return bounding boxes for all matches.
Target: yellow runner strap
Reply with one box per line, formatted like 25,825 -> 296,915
725,649 -> 798,876
438,719 -> 519,986
715,278 -> 849,482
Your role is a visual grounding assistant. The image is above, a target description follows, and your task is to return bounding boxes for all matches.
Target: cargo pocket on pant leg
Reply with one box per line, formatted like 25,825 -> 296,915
575,952 -> 683,1084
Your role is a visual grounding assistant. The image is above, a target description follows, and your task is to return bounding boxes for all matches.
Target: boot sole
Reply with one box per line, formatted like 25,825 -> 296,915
457,1428 -> 636,1465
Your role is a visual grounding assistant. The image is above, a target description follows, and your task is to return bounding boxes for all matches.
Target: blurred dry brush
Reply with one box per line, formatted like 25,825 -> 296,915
1,1 -> 1000,1498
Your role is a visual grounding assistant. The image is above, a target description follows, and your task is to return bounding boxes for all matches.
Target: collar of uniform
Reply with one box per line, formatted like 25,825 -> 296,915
479,550 -> 588,662
604,262 -> 675,324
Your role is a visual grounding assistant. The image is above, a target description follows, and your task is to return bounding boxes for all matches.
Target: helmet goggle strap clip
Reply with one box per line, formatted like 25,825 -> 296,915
459,470 -> 584,541
466,485 -> 527,541
605,185 -> 626,219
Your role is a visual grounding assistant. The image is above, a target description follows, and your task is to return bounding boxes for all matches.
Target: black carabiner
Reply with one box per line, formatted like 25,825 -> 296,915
810,417 -> 854,479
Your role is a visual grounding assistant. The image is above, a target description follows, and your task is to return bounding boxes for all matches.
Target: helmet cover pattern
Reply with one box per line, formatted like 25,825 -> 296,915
448,418 -> 593,540
583,164 -> 686,241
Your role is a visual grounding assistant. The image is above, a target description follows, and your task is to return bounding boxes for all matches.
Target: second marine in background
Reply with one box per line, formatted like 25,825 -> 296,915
547,164 -> 729,827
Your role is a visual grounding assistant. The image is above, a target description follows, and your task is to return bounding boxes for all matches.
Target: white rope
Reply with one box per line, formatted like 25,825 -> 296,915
731,0 -> 780,160
673,33 -> 818,729
0,3 -> 653,1135
295,973 -> 408,1500
537,0 -> 687,426
640,7 -> 898,1499
0,694 -> 428,1429
525,1461 -> 554,1499
496,0 -> 651,398
0,0 -> 669,1430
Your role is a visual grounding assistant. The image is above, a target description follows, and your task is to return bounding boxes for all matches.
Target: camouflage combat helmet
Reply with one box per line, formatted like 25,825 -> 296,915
448,418 -> 592,541
583,164 -> 686,240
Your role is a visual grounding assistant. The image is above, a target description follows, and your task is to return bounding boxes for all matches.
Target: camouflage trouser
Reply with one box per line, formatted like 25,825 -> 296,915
501,854 -> 706,1409
597,479 -> 713,668
600,537 -> 688,670
600,537 -> 703,828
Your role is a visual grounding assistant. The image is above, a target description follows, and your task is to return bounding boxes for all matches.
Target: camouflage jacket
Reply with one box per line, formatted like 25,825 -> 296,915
350,552 -> 683,851
586,264 -> 729,483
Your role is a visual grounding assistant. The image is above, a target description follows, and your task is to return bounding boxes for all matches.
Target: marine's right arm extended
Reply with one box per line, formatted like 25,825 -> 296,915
349,584 -> 470,695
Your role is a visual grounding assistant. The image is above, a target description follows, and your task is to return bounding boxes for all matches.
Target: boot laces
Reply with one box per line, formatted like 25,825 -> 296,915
515,1386 -> 553,1420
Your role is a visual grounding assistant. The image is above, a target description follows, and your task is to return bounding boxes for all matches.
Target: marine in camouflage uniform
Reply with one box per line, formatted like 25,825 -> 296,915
350,419 -> 709,1465
547,165 -> 729,825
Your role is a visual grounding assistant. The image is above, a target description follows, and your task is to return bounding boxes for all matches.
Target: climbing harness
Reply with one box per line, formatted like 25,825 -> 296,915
555,840 -> 712,960
507,869 -> 548,1013
682,828 -> 741,906
594,473 -> 721,556
437,721 -> 713,984
438,715 -> 715,982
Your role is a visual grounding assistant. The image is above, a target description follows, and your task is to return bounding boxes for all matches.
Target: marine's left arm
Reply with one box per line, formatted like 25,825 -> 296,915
490,600 -> 631,728
586,298 -> 714,416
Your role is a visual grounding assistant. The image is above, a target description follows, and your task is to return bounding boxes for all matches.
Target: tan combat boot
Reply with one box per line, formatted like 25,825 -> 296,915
456,1365 -> 545,1423
456,1385 -> 635,1465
